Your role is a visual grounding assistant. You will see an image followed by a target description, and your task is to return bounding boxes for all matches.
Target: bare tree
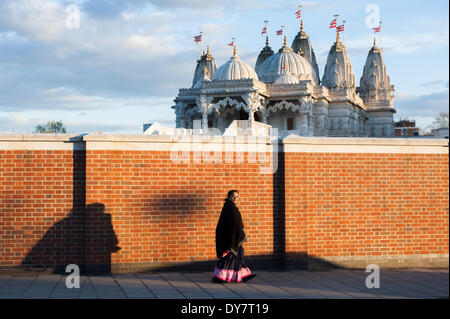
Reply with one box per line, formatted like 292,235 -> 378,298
430,112 -> 449,129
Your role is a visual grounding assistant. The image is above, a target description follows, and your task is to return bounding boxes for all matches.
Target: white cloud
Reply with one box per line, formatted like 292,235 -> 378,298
0,0 -> 68,43
300,1 -> 337,11
0,0 -> 447,134
394,90 -> 449,129
422,80 -> 449,89
382,32 -> 449,54
0,114 -> 144,134
341,31 -> 449,56
0,115 -> 46,133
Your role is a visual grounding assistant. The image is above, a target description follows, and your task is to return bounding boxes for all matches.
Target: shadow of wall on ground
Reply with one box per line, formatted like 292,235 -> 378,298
127,253 -> 342,274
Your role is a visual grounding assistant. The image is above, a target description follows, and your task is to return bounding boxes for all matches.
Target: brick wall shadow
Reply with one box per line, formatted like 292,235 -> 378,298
20,208 -> 84,273
273,145 -> 286,269
19,203 -> 120,275
83,203 -> 121,274
19,139 -> 121,275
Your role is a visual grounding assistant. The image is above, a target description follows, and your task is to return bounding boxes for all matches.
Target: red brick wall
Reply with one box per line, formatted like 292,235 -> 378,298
0,143 -> 448,271
84,150 -> 274,268
285,153 -> 449,258
0,150 -> 84,269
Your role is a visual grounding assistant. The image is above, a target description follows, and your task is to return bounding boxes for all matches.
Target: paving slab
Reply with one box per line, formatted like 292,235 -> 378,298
88,275 -> 126,299
0,276 -> 12,289
21,275 -> 61,299
158,272 -> 213,299
138,274 -> 185,299
49,275 -> 85,299
0,276 -> 36,299
182,272 -> 242,299
246,277 -> 299,299
78,276 -> 98,299
219,281 -> 271,299
113,275 -> 156,299
0,268 -> 447,299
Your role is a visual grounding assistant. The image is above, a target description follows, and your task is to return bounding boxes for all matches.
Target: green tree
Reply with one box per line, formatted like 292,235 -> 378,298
34,120 -> 67,133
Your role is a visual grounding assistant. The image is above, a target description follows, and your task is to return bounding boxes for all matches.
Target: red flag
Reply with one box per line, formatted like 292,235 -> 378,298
373,26 -> 381,33
276,29 -> 283,35
295,10 -> 301,19
261,26 -> 267,35
337,25 -> 344,32
329,18 -> 337,28
227,41 -> 234,46
194,34 -> 202,43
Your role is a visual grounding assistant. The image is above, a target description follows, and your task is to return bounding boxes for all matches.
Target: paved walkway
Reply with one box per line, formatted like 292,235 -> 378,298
0,268 -> 447,299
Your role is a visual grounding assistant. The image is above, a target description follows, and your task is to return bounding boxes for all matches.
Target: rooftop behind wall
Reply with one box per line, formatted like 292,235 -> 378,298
0,133 -> 448,273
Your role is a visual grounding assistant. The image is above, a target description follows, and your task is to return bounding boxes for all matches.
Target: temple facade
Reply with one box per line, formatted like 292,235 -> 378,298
172,21 -> 396,137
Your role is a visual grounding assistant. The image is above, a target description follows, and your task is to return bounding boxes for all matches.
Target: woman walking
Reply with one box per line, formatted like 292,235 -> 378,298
212,190 -> 256,283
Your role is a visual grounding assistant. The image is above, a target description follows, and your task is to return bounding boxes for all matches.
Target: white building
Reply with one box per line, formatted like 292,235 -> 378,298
433,128 -> 449,139
171,20 -> 396,137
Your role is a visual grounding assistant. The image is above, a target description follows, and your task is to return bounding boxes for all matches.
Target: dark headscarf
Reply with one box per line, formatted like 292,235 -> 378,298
215,198 -> 247,258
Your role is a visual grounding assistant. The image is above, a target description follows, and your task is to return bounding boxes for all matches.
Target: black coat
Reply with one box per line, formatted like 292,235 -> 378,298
215,199 -> 247,258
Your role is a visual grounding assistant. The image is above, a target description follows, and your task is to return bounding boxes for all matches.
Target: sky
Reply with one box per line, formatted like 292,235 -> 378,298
0,0 -> 448,134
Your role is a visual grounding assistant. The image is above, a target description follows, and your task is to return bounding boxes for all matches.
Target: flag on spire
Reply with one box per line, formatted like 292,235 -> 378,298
295,10 -> 301,19
329,18 -> 337,28
261,26 -> 267,35
373,26 -> 381,33
227,41 -> 234,46
276,29 -> 283,35
194,34 -> 202,43
337,24 -> 344,32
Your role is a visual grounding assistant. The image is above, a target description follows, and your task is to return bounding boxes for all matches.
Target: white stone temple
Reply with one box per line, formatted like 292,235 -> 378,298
167,20 -> 396,138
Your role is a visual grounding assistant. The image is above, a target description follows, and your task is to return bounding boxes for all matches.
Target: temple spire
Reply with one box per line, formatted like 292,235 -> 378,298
298,3 -> 303,31
255,30 -> 274,74
263,19 -> 269,46
342,20 -> 346,43
379,20 -> 383,51
333,14 -> 339,43
200,31 -> 204,56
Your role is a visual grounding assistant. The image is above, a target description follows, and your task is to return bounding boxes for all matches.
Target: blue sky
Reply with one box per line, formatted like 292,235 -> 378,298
0,0 -> 448,133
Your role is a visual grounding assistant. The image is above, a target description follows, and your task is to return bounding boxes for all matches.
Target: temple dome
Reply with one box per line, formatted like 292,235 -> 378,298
274,73 -> 300,85
257,37 -> 316,83
212,47 -> 258,81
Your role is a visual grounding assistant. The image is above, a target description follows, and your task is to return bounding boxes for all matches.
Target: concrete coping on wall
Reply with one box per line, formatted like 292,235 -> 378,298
0,133 -> 273,143
0,133 -> 448,154
0,133 -> 85,142
0,133 -> 86,151
282,134 -> 449,154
